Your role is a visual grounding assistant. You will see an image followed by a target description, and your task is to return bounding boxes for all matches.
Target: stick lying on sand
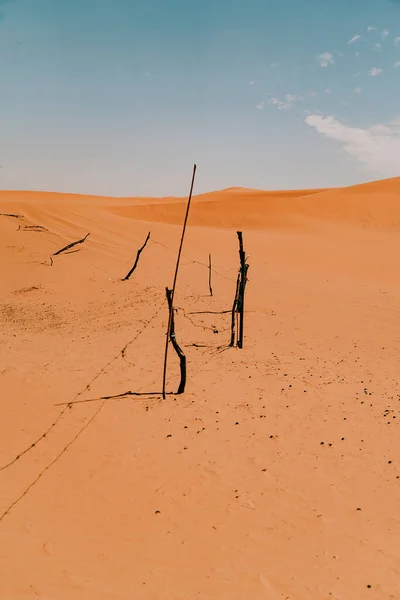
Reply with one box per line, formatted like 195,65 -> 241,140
18,225 -> 48,231
53,233 -> 90,256
122,232 -> 151,280
0,213 -> 22,219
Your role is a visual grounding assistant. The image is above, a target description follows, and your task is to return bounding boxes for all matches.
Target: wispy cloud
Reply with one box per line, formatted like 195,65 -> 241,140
317,52 -> 334,67
266,93 -> 303,110
367,26 -> 376,32
382,29 -> 389,39
373,43 -> 383,51
249,80 -> 255,85
324,88 -> 332,94
395,60 -> 400,68
269,97 -> 293,110
285,94 -> 303,103
395,37 -> 400,45
355,51 -> 362,57
305,114 -> 400,176
256,101 -> 265,110
370,67 -> 383,76
354,87 -> 363,93
348,35 -> 361,44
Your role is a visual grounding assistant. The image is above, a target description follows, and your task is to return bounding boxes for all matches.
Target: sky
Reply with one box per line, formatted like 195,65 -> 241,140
1,0 -> 400,196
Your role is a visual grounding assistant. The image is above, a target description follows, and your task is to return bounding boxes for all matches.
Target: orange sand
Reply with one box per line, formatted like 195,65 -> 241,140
0,178 -> 400,599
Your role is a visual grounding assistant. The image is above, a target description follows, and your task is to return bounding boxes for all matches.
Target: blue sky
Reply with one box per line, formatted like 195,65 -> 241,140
1,0 -> 400,196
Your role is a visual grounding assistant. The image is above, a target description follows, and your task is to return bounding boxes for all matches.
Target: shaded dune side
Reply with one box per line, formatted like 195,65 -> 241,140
108,178 -> 400,230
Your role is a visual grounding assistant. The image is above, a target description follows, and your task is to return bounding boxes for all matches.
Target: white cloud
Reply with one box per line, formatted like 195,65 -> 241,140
317,52 -> 334,67
269,97 -> 293,110
305,114 -> 400,176
256,101 -> 264,110
367,26 -> 376,32
324,88 -> 332,94
370,67 -> 383,76
267,94 -> 303,110
395,60 -> 400,68
373,43 -> 383,51
382,29 -> 389,39
249,80 -> 255,85
285,94 -> 303,103
270,62 -> 279,69
355,51 -> 362,57
354,87 -> 362,94
348,35 -> 360,44
395,37 -> 400,45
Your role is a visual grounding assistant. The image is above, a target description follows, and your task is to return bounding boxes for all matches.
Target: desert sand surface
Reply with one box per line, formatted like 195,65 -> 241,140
1,177 -> 400,599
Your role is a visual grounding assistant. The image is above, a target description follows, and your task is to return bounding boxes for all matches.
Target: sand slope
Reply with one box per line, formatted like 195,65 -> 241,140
1,178 -> 400,599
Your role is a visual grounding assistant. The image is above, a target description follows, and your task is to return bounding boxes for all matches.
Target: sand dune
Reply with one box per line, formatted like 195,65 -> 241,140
0,177 -> 400,599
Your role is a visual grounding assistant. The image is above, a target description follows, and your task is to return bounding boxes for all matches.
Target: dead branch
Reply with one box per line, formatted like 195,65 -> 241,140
236,231 -> 249,349
166,287 -> 186,394
230,272 -> 241,347
0,213 -> 22,219
208,253 -> 213,296
122,231 -> 151,280
18,225 -> 48,232
53,232 -> 90,256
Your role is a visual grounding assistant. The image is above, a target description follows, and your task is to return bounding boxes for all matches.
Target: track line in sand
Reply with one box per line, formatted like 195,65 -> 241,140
0,299 -> 165,480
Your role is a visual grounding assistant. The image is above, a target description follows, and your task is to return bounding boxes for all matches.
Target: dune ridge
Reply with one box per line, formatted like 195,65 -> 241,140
1,176 -> 399,230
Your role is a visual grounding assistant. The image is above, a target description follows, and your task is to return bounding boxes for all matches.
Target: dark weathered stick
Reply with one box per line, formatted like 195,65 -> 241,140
230,272 -> 241,347
122,232 -> 151,280
53,233 -> 90,256
162,164 -> 197,399
236,231 -> 248,349
208,253 -> 213,296
18,225 -> 48,231
166,287 -> 186,394
0,213 -> 21,219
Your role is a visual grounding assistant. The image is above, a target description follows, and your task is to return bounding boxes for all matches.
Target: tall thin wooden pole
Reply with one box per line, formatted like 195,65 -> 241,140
162,164 -> 197,399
